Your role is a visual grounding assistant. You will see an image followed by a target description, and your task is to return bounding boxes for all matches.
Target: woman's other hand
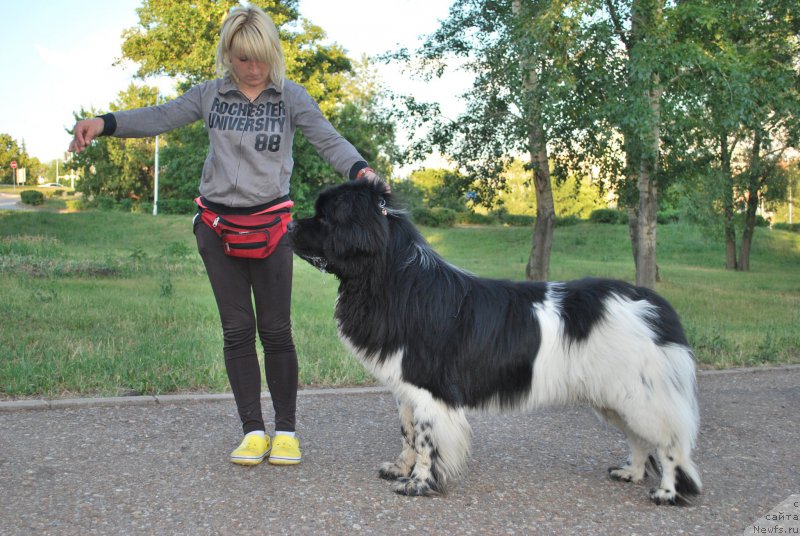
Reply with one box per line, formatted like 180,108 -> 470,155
69,117 -> 105,154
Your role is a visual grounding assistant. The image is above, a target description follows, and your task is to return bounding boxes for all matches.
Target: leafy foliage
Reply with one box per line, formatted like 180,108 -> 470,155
0,133 -> 42,185
70,85 -> 160,201
392,0 -> 799,280
662,0 -> 800,269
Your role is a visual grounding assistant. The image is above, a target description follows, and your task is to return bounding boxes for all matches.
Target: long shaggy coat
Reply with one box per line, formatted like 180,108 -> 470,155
288,180 -> 701,505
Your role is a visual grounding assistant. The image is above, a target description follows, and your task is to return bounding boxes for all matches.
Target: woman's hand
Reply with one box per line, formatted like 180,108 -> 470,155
356,167 -> 391,192
68,118 -> 105,154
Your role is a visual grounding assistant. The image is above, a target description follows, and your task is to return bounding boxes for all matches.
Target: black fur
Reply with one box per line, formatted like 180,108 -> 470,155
289,181 -> 688,410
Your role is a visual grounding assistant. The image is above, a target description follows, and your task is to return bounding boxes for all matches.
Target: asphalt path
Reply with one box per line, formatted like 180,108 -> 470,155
0,192 -> 33,211
1,366 -> 798,535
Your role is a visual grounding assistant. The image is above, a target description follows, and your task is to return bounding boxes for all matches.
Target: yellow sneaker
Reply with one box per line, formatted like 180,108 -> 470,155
230,433 -> 270,466
268,435 -> 302,465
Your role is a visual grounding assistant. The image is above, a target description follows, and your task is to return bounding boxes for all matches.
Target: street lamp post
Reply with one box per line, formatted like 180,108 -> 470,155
153,88 -> 160,216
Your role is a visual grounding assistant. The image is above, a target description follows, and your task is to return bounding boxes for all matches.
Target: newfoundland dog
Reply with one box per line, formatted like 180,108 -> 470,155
288,180 -> 701,505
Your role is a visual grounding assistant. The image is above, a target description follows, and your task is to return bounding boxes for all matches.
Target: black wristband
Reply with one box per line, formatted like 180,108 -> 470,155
348,161 -> 369,180
98,113 -> 117,136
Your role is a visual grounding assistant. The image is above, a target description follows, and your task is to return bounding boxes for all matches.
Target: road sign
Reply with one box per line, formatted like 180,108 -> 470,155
10,161 -> 17,169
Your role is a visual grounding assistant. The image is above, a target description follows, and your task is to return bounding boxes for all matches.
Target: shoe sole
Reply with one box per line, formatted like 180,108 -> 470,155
268,456 -> 301,466
231,449 -> 271,466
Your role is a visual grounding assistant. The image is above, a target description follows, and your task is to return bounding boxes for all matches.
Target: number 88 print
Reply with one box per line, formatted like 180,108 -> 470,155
255,133 -> 281,152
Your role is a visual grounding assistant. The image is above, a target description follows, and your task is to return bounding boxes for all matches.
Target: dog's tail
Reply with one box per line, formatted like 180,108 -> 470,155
651,343 -> 703,505
674,460 -> 703,503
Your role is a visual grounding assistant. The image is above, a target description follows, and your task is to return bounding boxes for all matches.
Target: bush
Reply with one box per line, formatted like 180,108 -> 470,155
412,207 -> 457,227
118,199 -> 134,213
589,208 -> 624,224
20,190 -> 45,206
65,199 -> 86,212
556,215 -> 581,227
157,199 -> 197,215
93,195 -> 117,211
657,209 -> 680,224
137,202 -> 154,215
460,212 -> 495,225
773,222 -> 799,233
499,213 -> 535,227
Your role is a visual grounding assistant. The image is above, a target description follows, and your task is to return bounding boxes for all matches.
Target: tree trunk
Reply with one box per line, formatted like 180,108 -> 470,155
622,0 -> 663,289
625,81 -> 662,289
738,188 -> 758,271
738,129 -> 763,271
526,121 -> 556,281
633,1 -> 662,289
720,135 -> 737,270
627,206 -> 639,274
636,144 -> 659,289
512,0 -> 556,281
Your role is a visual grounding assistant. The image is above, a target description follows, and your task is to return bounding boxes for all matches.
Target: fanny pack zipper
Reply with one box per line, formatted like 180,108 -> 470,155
212,212 -> 285,231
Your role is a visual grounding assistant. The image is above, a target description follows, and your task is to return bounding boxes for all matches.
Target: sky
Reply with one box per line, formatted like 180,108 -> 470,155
0,0 -> 470,166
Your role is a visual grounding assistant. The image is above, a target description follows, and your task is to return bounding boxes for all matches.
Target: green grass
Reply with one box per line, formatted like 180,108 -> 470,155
1,210 -> 798,399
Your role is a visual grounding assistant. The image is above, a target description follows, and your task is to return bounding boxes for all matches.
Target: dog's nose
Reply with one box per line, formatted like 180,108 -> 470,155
287,221 -> 297,233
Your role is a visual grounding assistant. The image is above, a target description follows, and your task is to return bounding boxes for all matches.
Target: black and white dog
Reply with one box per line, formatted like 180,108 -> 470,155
288,180 -> 701,505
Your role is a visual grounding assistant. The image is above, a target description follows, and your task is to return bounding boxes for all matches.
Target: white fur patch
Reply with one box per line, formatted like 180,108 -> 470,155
527,287 -> 699,455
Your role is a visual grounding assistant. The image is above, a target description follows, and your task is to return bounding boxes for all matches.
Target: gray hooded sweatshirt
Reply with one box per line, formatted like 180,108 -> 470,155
101,76 -> 368,208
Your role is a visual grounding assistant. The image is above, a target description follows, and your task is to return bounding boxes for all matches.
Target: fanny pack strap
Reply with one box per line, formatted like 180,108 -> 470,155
195,195 -> 292,215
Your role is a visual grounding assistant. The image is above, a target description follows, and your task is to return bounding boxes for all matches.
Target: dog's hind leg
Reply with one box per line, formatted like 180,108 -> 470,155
602,402 -> 701,505
607,369 -> 702,504
598,408 -> 656,484
379,399 -> 416,481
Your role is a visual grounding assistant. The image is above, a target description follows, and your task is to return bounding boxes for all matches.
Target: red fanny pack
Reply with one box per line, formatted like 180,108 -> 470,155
195,196 -> 294,259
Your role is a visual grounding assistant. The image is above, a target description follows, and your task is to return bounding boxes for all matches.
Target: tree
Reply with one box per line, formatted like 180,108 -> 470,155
0,134 -> 23,184
0,133 -> 39,185
408,168 -> 469,212
393,0 -> 585,280
582,0 -> 671,289
665,0 -> 800,270
491,159 -> 605,218
70,84 -> 160,200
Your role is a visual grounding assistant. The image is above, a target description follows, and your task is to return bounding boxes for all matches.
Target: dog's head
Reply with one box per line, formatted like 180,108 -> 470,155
288,180 -> 394,279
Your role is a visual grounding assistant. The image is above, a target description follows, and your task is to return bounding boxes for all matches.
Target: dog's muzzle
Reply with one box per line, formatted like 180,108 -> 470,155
306,256 -> 328,273
287,221 -> 328,272
294,250 -> 329,273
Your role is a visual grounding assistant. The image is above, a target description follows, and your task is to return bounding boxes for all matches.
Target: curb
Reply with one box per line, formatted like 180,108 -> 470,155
0,386 -> 389,412
1,365 -> 798,413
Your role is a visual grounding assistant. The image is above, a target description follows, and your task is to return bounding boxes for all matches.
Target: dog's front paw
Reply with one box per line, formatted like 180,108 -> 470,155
379,462 -> 411,481
392,477 -> 441,497
608,465 -> 645,484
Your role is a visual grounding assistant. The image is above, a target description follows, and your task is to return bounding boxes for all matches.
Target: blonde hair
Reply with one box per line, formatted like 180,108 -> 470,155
216,5 -> 285,89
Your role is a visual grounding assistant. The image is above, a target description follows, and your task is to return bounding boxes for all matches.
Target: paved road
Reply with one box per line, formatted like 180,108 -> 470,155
1,367 -> 798,535
0,192 -> 32,211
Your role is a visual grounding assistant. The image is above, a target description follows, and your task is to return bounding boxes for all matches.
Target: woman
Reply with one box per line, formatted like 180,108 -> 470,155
70,5 -> 381,467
